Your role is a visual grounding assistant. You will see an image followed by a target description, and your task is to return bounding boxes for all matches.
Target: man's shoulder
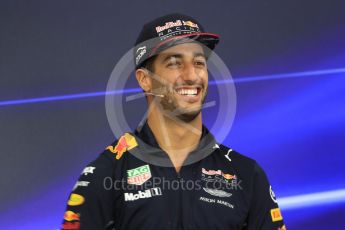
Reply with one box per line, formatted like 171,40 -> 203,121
218,144 -> 256,164
89,132 -> 139,167
216,144 -> 269,187
79,134 -> 132,179
103,132 -> 138,159
217,144 -> 259,175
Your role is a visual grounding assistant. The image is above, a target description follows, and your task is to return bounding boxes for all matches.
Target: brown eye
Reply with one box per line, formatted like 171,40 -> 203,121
195,60 -> 206,67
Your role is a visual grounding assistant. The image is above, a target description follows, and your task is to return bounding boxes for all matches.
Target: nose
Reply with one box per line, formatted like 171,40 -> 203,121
181,62 -> 199,83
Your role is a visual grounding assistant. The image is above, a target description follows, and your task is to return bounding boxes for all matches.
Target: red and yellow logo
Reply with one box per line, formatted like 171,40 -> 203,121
62,221 -> 80,230
64,210 -> 80,222
223,173 -> 236,180
106,133 -> 138,160
182,20 -> 199,28
270,208 -> 283,222
278,225 -> 286,230
67,193 -> 84,206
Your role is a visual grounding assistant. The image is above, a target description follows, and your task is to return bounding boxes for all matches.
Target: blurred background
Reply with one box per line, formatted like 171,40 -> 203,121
1,0 -> 344,229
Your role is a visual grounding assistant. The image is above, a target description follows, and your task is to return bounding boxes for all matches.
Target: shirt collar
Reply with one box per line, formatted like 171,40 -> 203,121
130,121 -> 218,167
134,120 -> 215,152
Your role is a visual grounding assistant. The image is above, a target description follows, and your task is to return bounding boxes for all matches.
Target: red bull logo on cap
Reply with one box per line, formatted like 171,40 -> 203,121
156,20 -> 183,33
106,133 -> 138,160
156,19 -> 199,34
182,20 -> 199,28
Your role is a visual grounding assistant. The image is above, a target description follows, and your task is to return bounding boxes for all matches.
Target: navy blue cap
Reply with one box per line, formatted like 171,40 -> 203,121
134,13 -> 220,69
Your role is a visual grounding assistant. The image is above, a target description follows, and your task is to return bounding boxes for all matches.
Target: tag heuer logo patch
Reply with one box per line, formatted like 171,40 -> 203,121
127,165 -> 152,185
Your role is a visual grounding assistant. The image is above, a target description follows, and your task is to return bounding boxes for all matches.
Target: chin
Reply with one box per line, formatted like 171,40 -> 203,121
175,107 -> 201,123
159,95 -> 204,122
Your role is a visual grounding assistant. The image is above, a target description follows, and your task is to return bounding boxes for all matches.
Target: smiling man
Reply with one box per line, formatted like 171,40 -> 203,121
62,13 -> 285,230
135,42 -> 209,172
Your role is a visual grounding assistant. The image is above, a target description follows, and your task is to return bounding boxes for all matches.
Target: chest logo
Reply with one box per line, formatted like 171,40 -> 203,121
124,187 -> 162,201
202,168 -> 236,180
203,187 -> 232,198
127,164 -> 152,185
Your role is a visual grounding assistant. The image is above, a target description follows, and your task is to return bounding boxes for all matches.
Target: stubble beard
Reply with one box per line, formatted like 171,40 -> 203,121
157,85 -> 208,123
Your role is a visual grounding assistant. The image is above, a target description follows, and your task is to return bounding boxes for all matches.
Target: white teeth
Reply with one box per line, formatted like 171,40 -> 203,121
177,88 -> 198,96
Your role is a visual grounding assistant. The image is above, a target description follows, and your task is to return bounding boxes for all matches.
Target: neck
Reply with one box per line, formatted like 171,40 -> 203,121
147,102 -> 203,172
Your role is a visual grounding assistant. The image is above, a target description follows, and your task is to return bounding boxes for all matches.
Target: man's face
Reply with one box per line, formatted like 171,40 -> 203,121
149,42 -> 208,122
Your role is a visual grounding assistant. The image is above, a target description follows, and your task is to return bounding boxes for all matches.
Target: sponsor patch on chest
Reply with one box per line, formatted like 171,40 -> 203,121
127,164 -> 152,185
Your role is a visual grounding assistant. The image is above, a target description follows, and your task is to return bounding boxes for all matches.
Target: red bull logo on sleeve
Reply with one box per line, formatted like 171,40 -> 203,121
106,133 -> 138,160
270,208 -> 283,222
62,221 -> 80,230
278,225 -> 286,230
67,193 -> 85,206
64,210 -> 80,222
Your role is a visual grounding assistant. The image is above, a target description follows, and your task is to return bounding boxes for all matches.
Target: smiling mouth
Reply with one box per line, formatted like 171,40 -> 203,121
174,87 -> 202,97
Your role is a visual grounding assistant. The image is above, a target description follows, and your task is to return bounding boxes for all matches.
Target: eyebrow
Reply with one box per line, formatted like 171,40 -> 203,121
161,52 -> 206,63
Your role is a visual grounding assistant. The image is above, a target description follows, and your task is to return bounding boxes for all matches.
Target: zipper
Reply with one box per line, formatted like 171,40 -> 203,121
176,172 -> 183,230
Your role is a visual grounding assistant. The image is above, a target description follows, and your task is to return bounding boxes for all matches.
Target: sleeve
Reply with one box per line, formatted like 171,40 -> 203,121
245,163 -> 286,230
61,153 -> 118,230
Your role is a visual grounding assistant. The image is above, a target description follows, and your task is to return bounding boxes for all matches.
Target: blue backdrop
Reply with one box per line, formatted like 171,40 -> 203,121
0,1 -> 344,229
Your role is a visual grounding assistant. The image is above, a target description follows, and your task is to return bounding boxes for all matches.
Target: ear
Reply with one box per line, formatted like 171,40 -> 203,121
135,68 -> 152,92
